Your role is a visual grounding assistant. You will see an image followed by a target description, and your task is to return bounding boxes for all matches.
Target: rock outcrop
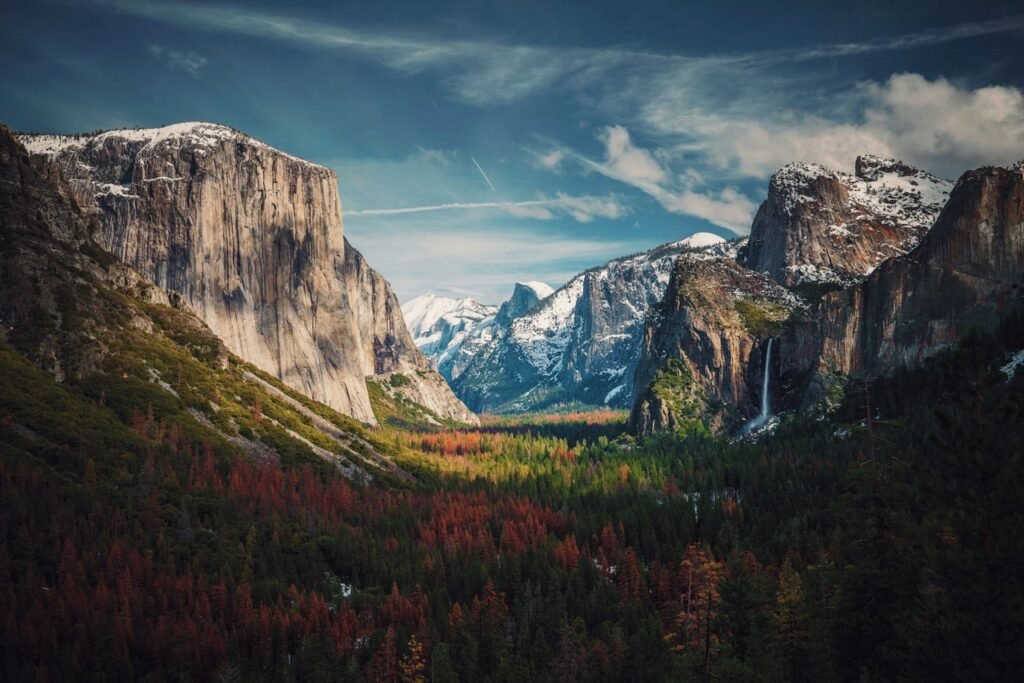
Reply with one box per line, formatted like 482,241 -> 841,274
779,162 -> 1024,404
19,123 -> 475,425
630,252 -> 801,436
740,156 -> 951,289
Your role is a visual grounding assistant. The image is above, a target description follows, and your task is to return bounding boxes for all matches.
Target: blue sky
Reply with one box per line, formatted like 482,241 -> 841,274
2,0 -> 1023,303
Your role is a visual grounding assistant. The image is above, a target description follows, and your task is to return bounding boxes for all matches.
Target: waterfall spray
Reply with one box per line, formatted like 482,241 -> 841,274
744,338 -> 774,435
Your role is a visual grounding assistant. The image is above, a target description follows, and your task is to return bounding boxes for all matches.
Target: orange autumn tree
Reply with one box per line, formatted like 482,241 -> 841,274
665,543 -> 725,673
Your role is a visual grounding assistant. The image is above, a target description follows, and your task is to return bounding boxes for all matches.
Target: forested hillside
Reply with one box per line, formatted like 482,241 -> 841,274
3,314 -> 1022,680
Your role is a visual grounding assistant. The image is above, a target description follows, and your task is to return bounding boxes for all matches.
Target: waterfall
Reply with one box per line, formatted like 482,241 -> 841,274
743,338 -> 774,435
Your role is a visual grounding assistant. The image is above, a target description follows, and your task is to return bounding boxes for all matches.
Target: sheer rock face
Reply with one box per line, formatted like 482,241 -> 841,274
19,123 -> 476,425
630,254 -> 800,436
343,238 -> 479,425
740,156 -> 951,288
779,164 -> 1024,405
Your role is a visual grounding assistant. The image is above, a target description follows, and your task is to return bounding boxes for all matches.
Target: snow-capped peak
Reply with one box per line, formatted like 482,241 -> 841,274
401,293 -> 495,340
18,122 -> 323,169
674,232 -> 727,250
517,281 -> 554,299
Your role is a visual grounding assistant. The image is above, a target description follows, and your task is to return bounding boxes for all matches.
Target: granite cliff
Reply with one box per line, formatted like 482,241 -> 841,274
740,155 -> 951,289
630,251 -> 801,436
19,123 -> 475,426
779,162 -> 1024,408
631,158 -> 1022,436
447,235 -> 728,413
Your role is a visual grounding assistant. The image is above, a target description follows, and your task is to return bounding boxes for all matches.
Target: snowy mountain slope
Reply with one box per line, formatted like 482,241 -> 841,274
451,235 -> 734,412
740,155 -> 952,288
402,294 -> 498,355
402,282 -> 551,384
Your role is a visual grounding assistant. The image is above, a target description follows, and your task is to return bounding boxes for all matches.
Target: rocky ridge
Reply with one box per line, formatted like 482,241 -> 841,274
630,252 -> 803,436
740,155 -> 951,288
633,157 -> 1023,436
778,162 -> 1024,409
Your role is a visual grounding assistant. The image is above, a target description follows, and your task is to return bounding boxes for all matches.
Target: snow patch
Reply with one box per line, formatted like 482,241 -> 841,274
1001,349 -> 1024,380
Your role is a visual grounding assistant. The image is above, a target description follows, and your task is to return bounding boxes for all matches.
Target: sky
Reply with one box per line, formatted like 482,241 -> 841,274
2,0 -> 1023,304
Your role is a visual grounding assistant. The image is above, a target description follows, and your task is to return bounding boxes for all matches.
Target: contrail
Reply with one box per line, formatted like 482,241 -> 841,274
430,99 -> 496,192
348,199 -> 555,216
470,155 -> 496,192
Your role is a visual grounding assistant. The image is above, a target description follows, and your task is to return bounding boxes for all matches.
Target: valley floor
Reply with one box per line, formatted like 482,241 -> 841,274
2,317 -> 1023,681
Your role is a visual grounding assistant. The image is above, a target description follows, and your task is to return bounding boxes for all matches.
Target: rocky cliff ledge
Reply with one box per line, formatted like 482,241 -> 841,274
19,123 -> 476,425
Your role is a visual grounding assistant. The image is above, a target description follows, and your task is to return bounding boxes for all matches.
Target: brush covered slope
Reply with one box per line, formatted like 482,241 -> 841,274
18,123 -> 476,426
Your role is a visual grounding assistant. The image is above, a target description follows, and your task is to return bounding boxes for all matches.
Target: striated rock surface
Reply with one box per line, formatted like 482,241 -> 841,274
740,155 -> 951,289
19,123 -> 476,425
780,162 -> 1024,404
630,252 -> 801,436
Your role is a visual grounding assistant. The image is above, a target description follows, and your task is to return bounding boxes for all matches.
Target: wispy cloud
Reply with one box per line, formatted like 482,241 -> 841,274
98,0 -> 1024,181
348,193 -> 627,223
408,147 -> 456,166
96,0 -> 1024,104
147,44 -> 206,76
555,125 -> 756,233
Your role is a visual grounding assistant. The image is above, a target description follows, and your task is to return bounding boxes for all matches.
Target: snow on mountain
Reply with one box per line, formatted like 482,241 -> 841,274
741,155 -> 953,287
674,232 -> 727,249
518,281 -> 555,299
401,294 -> 498,368
19,122 -> 323,169
451,237 -> 733,413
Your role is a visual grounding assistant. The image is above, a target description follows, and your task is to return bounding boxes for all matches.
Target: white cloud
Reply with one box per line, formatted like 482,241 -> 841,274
679,74 -> 1024,178
147,44 -> 206,75
862,73 -> 1024,173
600,125 -> 668,185
554,192 -> 627,223
556,126 -> 756,233
534,149 -> 565,170
664,188 -> 758,233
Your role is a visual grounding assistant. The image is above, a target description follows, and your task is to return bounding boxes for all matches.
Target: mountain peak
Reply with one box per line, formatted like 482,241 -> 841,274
675,232 -> 727,250
854,154 -> 926,181
18,121 -> 324,169
744,156 -> 952,287
514,281 -> 554,299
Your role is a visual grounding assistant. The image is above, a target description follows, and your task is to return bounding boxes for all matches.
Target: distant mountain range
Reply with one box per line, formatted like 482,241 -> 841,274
407,154 -> 1023,437
9,120 -> 1023,438
404,233 -> 731,413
